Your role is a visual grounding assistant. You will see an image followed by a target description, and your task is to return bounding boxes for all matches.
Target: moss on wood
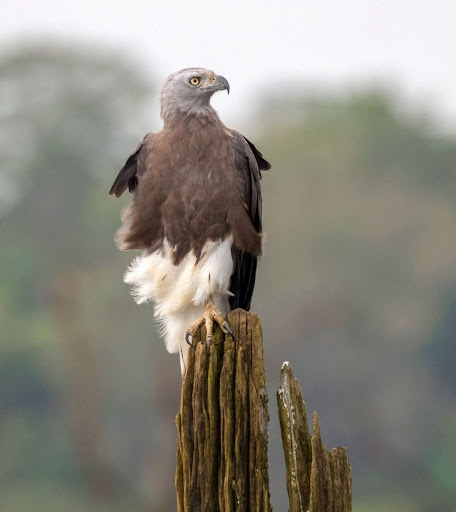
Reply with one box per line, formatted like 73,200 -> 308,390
277,363 -> 352,512
176,312 -> 351,511
175,309 -> 271,512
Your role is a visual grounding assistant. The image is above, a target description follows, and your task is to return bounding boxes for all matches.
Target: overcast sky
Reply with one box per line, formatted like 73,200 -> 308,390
3,0 -> 456,128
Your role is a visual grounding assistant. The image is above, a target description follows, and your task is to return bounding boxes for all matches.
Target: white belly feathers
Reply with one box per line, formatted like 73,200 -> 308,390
123,235 -> 234,358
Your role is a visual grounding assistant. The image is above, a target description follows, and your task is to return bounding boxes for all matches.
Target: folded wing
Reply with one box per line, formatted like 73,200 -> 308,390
229,133 -> 271,310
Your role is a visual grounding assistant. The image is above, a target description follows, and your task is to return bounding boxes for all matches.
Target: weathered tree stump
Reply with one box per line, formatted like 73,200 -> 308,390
175,311 -> 352,512
175,309 -> 271,512
277,363 -> 352,512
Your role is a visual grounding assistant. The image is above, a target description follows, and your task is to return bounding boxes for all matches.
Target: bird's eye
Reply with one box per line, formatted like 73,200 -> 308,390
189,77 -> 200,86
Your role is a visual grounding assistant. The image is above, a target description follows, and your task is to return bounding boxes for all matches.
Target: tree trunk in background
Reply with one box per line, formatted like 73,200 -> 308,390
51,270 -> 117,500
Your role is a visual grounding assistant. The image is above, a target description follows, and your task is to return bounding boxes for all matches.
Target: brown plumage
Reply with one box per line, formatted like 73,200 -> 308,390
109,68 -> 270,371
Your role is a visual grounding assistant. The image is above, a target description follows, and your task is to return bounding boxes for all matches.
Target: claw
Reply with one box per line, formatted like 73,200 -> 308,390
185,297 -> 233,350
223,322 -> 234,338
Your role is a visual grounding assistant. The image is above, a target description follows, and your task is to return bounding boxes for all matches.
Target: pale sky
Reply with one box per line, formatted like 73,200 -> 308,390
3,0 -> 456,128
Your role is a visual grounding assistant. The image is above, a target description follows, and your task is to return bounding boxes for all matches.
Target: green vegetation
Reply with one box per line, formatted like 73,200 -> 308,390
1,42 -> 455,511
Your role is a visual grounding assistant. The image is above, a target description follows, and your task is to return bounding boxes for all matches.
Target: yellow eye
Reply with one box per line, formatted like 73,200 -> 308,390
189,77 -> 200,86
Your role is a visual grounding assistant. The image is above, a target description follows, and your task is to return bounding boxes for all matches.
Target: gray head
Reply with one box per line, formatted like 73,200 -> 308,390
160,67 -> 230,120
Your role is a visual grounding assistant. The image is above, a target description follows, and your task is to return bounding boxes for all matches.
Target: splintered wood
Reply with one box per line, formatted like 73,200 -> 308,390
175,310 -> 352,512
277,363 -> 352,512
175,309 -> 271,512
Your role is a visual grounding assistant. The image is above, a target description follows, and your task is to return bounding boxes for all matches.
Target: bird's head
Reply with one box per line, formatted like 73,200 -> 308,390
160,68 -> 230,120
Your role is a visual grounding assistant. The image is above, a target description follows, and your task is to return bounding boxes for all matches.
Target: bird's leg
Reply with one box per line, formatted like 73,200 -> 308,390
185,296 -> 234,347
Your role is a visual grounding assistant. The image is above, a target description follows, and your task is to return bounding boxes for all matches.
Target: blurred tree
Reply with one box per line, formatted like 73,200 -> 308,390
425,290 -> 456,394
0,42 -> 153,508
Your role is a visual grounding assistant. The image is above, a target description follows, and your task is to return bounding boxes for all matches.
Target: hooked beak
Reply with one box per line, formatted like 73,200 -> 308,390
215,75 -> 230,95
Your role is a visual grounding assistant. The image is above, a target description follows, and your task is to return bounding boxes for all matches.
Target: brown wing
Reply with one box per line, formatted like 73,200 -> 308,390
229,132 -> 271,311
109,134 -> 151,198
109,132 -> 166,253
242,136 -> 271,172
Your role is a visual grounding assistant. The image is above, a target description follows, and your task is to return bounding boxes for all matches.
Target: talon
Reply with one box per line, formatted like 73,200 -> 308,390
185,296 -> 230,349
223,322 -> 234,338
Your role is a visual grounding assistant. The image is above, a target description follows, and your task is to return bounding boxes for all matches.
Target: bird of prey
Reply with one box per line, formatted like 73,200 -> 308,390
109,68 -> 270,374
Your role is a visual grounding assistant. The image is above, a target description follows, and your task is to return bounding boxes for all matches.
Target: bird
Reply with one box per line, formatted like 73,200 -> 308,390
109,68 -> 270,375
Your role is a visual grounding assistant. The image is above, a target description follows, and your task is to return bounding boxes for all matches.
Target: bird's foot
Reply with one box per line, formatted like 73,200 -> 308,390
185,297 -> 234,347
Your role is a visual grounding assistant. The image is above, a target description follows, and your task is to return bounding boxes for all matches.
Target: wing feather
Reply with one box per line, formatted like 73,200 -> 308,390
109,134 -> 150,198
243,136 -> 271,172
229,132 -> 271,310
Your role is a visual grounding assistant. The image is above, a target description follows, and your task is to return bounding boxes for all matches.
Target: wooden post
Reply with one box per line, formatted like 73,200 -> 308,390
175,309 -> 271,512
175,311 -> 352,512
277,363 -> 352,512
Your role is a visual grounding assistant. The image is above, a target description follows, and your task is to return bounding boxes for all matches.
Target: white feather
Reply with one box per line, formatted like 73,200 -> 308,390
124,235 -> 233,369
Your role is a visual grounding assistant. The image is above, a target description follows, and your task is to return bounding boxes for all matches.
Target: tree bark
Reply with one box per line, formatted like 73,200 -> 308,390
175,309 -> 271,512
176,312 -> 352,512
277,363 -> 352,512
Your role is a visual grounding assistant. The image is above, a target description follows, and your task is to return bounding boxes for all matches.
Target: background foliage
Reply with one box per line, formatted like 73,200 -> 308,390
1,42 -> 455,511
